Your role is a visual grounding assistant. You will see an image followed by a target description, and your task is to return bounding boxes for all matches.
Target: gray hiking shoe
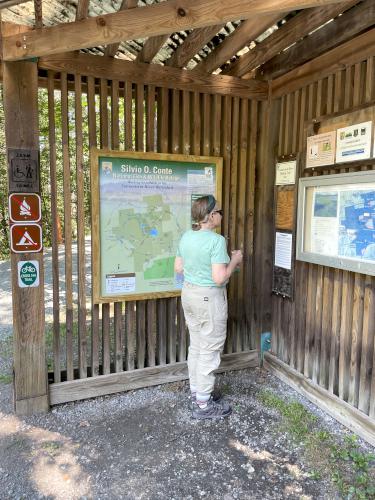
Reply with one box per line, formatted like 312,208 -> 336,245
189,390 -> 223,410
191,397 -> 232,420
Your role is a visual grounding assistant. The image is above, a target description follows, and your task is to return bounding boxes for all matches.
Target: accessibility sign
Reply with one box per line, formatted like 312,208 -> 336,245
17,260 -> 40,288
9,193 -> 41,223
10,223 -> 43,253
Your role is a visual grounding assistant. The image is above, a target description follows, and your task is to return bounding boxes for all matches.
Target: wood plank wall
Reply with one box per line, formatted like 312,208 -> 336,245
45,73 -> 258,385
272,58 -> 375,418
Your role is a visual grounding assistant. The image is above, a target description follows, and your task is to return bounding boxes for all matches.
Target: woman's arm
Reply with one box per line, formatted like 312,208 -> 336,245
174,256 -> 184,274
211,250 -> 243,286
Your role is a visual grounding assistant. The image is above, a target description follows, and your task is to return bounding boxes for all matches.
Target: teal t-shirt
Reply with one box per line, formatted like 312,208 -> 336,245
176,229 -> 230,287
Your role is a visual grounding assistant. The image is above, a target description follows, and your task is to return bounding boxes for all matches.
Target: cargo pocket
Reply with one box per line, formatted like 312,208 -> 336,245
214,289 -> 228,323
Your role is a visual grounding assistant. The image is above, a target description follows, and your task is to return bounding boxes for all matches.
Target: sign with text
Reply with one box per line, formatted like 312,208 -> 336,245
17,260 -> 40,288
306,131 -> 336,168
9,193 -> 41,223
275,160 -> 296,185
10,223 -> 43,253
91,149 -> 222,302
8,148 -> 40,193
336,121 -> 372,163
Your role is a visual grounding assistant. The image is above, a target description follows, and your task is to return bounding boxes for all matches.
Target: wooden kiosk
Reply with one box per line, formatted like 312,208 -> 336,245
1,0 -> 374,446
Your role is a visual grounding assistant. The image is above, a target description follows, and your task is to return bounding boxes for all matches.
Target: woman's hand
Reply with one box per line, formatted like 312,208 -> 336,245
231,250 -> 243,266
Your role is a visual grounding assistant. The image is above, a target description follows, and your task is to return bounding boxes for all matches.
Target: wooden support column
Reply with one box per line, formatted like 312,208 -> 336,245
3,60 -> 48,415
252,97 -> 281,343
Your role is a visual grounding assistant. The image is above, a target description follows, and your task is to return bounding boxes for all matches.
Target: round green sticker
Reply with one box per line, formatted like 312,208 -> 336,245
19,262 -> 38,286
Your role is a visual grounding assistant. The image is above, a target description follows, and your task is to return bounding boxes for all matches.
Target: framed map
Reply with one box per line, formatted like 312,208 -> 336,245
91,149 -> 223,302
296,171 -> 375,276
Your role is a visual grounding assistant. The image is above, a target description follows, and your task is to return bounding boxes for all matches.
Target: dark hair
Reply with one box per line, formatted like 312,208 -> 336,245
191,195 -> 216,231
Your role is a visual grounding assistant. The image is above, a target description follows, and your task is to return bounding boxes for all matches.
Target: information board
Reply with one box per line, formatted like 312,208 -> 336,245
91,150 -> 222,302
296,171 -> 375,276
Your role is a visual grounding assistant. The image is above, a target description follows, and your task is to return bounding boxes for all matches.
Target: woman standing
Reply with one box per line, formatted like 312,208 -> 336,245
174,195 -> 243,420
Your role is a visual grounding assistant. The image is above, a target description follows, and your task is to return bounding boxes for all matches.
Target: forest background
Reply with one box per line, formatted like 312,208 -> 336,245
0,84 -> 127,259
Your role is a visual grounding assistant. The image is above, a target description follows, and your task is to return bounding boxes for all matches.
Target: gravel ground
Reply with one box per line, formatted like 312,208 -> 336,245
0,246 -> 374,499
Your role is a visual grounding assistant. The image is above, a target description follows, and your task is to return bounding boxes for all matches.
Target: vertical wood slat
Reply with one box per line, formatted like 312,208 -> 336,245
339,272 -> 354,401
358,268 -> 375,413
99,78 -> 111,375
145,85 -> 157,367
110,79 -> 124,374
135,84 -> 146,370
244,101 -> 256,350
87,75 -> 100,378
226,96 -> 240,354
328,269 -> 342,395
348,274 -> 365,407
47,71 -> 61,383
75,74 -> 87,379
123,81 -> 137,371
167,89 -> 180,365
60,72 -> 74,381
177,90 -> 191,362
236,98 -> 248,352
221,95 -> 232,241
156,87 -> 169,365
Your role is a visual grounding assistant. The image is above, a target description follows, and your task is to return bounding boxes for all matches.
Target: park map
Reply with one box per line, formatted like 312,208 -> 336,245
98,156 -> 216,298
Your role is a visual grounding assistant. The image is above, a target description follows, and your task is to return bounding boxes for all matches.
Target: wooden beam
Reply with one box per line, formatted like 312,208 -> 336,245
76,0 -> 90,21
136,34 -> 170,63
271,27 -> 375,98
194,14 -> 283,75
260,0 -> 375,80
38,51 -> 269,99
104,0 -> 138,58
166,24 -> 223,68
3,0 -> 353,61
225,0 -> 358,77
264,353 -> 375,447
253,98 -> 281,338
3,60 -> 48,415
49,350 -> 259,405
0,0 -> 29,7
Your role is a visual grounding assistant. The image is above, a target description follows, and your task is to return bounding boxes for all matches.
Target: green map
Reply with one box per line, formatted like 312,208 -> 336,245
98,156 -> 217,298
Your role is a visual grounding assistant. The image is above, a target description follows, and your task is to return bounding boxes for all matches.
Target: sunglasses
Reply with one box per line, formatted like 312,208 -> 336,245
212,209 -> 223,216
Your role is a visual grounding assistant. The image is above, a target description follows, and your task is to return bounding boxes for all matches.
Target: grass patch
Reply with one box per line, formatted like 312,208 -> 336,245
0,373 -> 12,384
258,389 -> 375,500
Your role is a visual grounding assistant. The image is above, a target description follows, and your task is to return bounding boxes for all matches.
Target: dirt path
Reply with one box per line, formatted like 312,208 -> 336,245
0,244 -> 374,499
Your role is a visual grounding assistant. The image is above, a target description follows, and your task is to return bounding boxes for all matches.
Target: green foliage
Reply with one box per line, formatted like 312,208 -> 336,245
258,389 -> 375,500
0,374 -> 12,384
0,85 -> 95,260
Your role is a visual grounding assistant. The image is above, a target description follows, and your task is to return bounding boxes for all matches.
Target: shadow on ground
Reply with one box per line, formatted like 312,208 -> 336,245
0,368 -> 355,500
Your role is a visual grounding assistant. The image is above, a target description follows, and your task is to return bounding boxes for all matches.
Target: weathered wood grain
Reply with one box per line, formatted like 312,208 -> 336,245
49,350 -> 259,405
272,28 -> 375,98
38,52 -> 268,100
3,0 -> 350,60
4,60 -> 48,414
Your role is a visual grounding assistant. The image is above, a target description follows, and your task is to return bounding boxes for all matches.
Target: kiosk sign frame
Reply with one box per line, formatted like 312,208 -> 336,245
91,149 -> 223,303
296,170 -> 375,276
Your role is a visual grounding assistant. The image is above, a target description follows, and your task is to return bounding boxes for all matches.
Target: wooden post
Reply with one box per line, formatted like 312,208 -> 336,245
3,60 -> 48,414
252,97 -> 281,345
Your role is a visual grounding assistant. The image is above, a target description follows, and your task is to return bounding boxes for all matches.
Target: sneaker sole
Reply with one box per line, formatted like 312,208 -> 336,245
191,408 -> 232,420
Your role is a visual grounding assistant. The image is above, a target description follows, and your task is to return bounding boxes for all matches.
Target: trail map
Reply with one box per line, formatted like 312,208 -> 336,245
98,155 -> 218,298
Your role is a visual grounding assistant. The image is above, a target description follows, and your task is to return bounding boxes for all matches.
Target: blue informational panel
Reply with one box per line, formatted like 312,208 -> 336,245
296,171 -> 375,276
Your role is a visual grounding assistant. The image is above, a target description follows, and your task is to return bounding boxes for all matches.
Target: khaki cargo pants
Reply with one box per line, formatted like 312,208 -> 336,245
181,282 -> 228,399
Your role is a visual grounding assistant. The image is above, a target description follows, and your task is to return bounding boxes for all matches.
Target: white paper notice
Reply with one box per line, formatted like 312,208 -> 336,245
336,121 -> 372,163
187,168 -> 215,194
275,160 -> 296,185
311,217 -> 339,255
306,131 -> 336,168
106,274 -> 136,294
275,232 -> 293,270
